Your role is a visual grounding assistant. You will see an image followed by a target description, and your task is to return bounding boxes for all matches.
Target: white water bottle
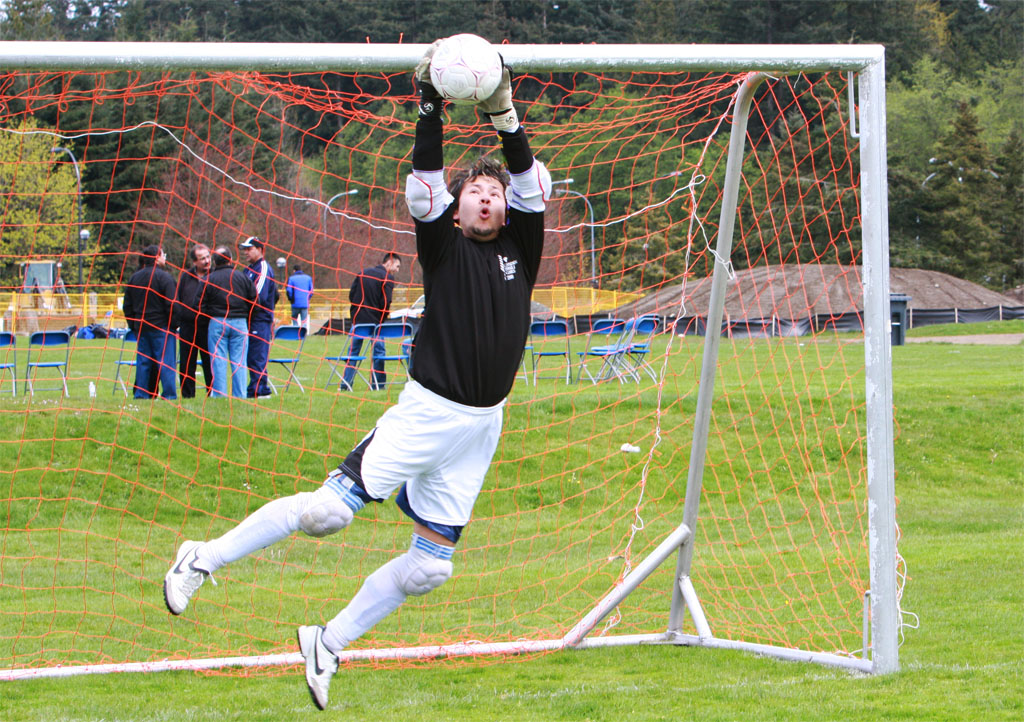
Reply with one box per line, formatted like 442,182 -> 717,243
88,381 -> 96,398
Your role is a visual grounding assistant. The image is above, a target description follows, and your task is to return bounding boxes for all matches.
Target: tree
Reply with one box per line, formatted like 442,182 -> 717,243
992,128 -> 1023,290
0,119 -> 81,288
915,102 -> 1002,285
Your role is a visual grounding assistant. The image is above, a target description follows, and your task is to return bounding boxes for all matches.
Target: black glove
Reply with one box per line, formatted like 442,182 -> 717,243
414,41 -> 444,119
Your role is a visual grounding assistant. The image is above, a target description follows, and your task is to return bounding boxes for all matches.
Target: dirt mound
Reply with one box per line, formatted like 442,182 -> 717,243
614,265 -> 1021,319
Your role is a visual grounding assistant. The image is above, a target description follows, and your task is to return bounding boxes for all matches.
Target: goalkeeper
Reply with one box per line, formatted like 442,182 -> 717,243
162,42 -> 550,711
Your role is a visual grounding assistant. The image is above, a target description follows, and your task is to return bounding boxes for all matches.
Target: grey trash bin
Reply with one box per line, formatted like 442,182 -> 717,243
890,294 -> 910,347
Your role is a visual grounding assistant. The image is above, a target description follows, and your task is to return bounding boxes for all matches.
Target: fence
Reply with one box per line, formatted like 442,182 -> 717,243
0,286 -> 642,335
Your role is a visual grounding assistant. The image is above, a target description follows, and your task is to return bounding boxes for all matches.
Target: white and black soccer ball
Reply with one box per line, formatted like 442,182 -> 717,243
429,34 -> 503,104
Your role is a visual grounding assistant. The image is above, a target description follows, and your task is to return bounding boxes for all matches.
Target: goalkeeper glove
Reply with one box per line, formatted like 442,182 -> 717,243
478,63 -> 519,133
414,40 -> 444,119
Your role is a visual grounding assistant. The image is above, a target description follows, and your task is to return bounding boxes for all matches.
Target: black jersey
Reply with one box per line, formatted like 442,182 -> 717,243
410,204 -> 544,407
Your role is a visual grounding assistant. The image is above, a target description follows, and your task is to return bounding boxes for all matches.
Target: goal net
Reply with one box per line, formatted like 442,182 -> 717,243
0,43 -> 899,679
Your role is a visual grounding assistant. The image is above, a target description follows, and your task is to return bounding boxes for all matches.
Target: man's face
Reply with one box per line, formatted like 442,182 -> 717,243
244,246 -> 263,264
384,258 -> 401,277
194,247 -> 211,273
454,175 -> 506,242
156,249 -> 167,267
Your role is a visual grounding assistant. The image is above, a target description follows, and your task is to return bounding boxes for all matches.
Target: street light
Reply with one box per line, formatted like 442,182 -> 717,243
321,189 -> 359,240
552,178 -> 597,287
50,146 -> 85,289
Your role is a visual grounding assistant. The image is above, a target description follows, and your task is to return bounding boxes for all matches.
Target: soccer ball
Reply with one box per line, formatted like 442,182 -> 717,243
429,34 -> 503,104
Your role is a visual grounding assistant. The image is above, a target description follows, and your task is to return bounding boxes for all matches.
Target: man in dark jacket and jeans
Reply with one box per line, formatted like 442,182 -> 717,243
240,236 -> 278,398
122,244 -> 177,400
175,243 -> 213,398
198,247 -> 256,399
341,253 -> 401,391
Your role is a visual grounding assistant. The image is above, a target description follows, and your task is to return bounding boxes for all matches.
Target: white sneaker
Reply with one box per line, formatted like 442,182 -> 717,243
297,625 -> 338,710
163,540 -> 211,615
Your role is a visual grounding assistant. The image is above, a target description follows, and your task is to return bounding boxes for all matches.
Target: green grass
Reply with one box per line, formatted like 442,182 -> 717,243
1,322 -> 1021,720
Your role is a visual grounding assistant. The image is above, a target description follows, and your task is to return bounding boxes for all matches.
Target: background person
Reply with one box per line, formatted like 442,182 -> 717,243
240,236 -> 278,399
122,244 -> 177,400
162,48 -> 549,711
197,247 -> 256,399
286,264 -> 314,330
341,252 -> 401,391
175,243 -> 213,398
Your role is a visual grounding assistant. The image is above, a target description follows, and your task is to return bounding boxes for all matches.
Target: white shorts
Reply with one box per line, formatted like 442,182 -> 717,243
344,380 -> 504,527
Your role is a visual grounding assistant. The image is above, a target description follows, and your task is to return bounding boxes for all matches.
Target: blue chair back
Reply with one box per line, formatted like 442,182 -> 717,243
29,330 -> 71,348
273,325 -> 307,343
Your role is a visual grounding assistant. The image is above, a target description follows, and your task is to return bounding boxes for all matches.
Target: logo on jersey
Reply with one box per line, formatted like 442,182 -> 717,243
498,255 -> 518,281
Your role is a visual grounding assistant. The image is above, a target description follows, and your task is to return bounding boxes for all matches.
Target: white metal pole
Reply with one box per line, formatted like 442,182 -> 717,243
858,55 -> 900,674
667,73 -> 767,633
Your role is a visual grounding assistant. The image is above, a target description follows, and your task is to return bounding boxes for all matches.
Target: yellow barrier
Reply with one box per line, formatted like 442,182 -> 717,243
0,286 -> 641,335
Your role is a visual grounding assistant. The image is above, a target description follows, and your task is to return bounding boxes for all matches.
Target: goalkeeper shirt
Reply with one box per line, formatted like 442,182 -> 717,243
406,118 -> 547,408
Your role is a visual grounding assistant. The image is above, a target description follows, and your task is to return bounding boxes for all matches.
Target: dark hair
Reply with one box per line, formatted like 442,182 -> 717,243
448,156 -> 509,202
293,264 -> 303,272
382,252 -> 401,265
212,246 -> 233,268
190,243 -> 210,262
138,244 -> 161,267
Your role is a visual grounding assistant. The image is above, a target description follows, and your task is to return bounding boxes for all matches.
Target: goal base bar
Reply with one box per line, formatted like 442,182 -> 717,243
0,632 -> 871,681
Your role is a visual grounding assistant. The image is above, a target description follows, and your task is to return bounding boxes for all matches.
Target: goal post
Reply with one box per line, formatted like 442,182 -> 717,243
0,42 -> 899,680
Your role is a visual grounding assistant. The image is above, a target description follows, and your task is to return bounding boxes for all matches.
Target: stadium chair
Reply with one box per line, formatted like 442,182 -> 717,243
24,330 -> 72,397
529,319 -> 572,385
374,320 -> 415,388
625,315 -> 660,381
0,331 -> 17,396
112,329 -> 137,397
324,322 -> 375,390
267,325 -> 307,394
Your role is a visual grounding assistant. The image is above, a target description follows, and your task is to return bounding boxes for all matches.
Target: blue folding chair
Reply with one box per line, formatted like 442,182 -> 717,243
626,315 -> 660,381
529,319 -> 572,385
0,331 -> 17,396
374,321 -> 416,388
267,325 -> 307,394
112,329 -> 138,397
575,318 -> 626,383
24,330 -> 71,397
325,322 -> 375,390
576,318 -> 642,384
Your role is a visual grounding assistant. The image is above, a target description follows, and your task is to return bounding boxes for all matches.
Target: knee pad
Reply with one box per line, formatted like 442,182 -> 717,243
298,486 -> 354,538
395,550 -> 453,597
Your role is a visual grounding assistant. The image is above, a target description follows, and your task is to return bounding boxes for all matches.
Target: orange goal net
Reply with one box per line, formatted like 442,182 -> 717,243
0,44 -> 900,678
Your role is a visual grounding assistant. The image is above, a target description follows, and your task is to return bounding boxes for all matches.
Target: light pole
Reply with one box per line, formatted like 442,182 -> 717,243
321,189 -> 359,241
320,189 -> 359,284
50,146 -> 85,289
552,178 -> 597,286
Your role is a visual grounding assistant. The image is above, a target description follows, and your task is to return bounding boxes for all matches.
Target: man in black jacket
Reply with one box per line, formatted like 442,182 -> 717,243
163,45 -> 549,710
341,252 -> 401,390
174,243 -> 213,398
122,245 -> 177,400
197,247 -> 256,399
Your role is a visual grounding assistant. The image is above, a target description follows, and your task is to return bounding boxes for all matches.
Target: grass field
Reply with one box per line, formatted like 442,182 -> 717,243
1,321 -> 1021,721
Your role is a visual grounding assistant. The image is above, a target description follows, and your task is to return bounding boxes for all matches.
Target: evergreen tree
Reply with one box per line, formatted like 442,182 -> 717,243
916,102 -> 1002,285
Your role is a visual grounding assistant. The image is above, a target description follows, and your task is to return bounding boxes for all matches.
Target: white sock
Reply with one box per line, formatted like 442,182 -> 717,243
321,538 -> 452,653
195,494 -> 302,572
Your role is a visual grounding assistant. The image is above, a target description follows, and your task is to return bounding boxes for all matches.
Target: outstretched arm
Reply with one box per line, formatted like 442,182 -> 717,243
479,66 -> 551,214
405,43 -> 454,223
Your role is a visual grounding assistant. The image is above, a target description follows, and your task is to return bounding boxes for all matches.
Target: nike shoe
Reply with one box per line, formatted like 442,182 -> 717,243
163,540 -> 211,615
297,625 -> 338,710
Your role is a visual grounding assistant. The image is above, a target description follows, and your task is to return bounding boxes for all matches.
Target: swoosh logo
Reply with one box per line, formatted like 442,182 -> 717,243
311,635 -> 325,676
172,548 -> 198,575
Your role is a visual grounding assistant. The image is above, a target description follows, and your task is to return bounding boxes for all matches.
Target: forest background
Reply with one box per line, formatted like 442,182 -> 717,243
0,0 -> 1021,293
